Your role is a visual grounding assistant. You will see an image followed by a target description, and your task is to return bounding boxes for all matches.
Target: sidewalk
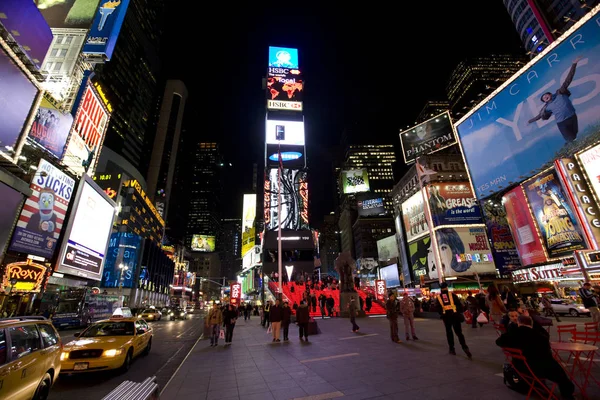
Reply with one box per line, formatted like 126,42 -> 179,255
160,316 -> 600,400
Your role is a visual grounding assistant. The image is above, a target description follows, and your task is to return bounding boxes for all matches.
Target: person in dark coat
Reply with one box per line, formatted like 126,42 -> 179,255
282,301 -> 292,341
365,294 -> 373,312
223,304 -> 238,345
269,299 -> 283,342
437,282 -> 472,358
296,300 -> 310,341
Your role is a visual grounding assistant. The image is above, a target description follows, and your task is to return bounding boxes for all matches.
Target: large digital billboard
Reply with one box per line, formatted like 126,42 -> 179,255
266,72 -> 303,103
399,112 -> 455,164
266,143 -> 305,169
100,232 -> 141,288
57,176 -> 116,281
63,77 -> 110,176
377,235 -> 399,261
522,169 -> 587,258
9,159 -> 75,258
241,194 -> 256,257
358,197 -> 386,217
268,46 -> 299,69
380,264 -> 400,288
427,182 -> 482,226
191,235 -> 215,252
341,169 -> 370,194
482,200 -> 521,273
0,183 -> 25,256
0,50 -> 39,153
401,191 -> 428,242
265,120 -> 305,146
456,11 -> 600,199
266,169 -> 309,230
0,1 -> 53,70
82,0 -> 131,61
37,0 -> 101,29
92,171 -> 123,200
28,97 -> 73,159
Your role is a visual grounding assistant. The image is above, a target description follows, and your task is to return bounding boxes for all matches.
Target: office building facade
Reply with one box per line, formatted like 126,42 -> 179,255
219,218 -> 242,280
415,100 -> 450,124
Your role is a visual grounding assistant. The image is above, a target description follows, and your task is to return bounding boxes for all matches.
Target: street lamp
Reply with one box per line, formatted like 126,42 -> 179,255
118,263 -> 128,307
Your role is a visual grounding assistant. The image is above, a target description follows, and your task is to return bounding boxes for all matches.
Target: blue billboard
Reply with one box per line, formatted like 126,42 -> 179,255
82,0 -> 130,61
0,1 -> 53,70
100,232 -> 141,289
456,11 -> 600,199
268,46 -> 299,69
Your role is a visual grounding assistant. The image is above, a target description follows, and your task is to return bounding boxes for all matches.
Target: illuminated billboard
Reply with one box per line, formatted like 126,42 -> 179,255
92,172 -> 123,200
9,159 -> 75,259
358,197 -> 386,217
266,169 -> 309,230
377,235 -> 399,261
266,143 -> 305,169
62,75 -> 110,176
28,97 -> 73,159
426,182 -> 482,226
119,179 -> 164,244
456,10 -> 600,199
191,235 -> 215,252
266,72 -> 303,104
399,112 -> 455,164
57,175 -> 116,281
242,194 -> 256,257
0,50 -> 39,154
37,0 -> 101,29
268,46 -> 299,69
100,232 -> 141,288
401,191 -> 428,242
82,0 -> 131,61
0,1 -> 53,70
266,120 -> 305,146
341,169 -> 370,194
267,100 -> 303,112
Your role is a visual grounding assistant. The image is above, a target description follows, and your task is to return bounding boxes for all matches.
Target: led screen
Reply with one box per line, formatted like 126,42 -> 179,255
241,194 -> 256,257
380,264 -> 400,287
266,169 -> 309,230
268,46 -> 299,69
341,169 -> 370,194
191,234 -> 215,252
266,143 -> 305,169
266,120 -> 305,146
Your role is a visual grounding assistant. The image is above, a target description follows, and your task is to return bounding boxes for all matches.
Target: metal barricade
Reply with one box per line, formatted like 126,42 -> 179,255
101,376 -> 159,400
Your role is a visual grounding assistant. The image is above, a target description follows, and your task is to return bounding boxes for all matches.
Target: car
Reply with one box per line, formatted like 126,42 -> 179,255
138,308 -> 161,321
546,299 -> 590,317
60,315 -> 152,374
168,307 -> 188,320
0,316 -> 62,400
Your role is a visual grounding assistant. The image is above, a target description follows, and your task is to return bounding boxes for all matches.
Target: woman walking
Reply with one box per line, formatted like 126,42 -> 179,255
487,284 -> 506,324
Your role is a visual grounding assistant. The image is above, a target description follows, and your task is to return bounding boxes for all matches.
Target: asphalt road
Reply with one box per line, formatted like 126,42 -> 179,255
48,313 -> 204,400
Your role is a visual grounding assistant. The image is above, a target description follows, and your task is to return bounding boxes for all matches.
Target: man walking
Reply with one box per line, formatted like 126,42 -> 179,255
296,300 -> 310,341
541,294 -> 561,322
438,282 -> 472,358
386,293 -> 401,343
579,282 -> 600,330
206,303 -> 223,347
282,301 -> 292,341
400,292 -> 418,341
269,299 -> 283,342
348,296 -> 360,333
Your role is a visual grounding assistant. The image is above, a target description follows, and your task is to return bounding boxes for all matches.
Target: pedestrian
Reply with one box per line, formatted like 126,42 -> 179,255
400,292 -> 418,341
348,296 -> 360,333
326,295 -> 335,317
296,300 -> 310,341
579,282 -> 600,330
365,294 -> 372,312
501,285 -> 519,310
319,294 -> 326,319
438,282 -> 472,358
206,303 -> 223,347
486,284 -> 506,324
359,295 -> 364,311
311,293 -> 317,313
282,301 -> 292,341
223,304 -> 238,345
263,300 -> 271,328
269,299 -> 283,342
386,293 -> 401,343
541,294 -> 561,322
465,291 -> 480,329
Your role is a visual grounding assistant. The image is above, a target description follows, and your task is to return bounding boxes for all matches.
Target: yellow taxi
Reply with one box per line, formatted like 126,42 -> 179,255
60,314 -> 152,374
0,316 -> 62,400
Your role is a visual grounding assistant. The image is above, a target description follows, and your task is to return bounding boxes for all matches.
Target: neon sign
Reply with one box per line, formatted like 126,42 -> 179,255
300,180 -> 309,225
268,152 -> 302,162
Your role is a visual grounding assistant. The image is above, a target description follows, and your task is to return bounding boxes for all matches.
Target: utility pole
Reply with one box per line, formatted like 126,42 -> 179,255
277,141 -> 283,299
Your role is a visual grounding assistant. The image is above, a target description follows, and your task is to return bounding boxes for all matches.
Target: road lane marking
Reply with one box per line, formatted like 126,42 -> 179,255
159,334 -> 203,396
176,324 -> 200,338
300,353 -> 359,363
155,345 -> 185,376
339,333 -> 378,340
293,391 -> 344,400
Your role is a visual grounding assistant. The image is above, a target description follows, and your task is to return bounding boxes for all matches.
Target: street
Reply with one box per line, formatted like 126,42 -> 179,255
49,314 -> 204,400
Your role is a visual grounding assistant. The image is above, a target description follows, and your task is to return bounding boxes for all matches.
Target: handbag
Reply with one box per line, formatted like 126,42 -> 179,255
266,325 -> 272,334
464,310 -> 473,325
477,311 -> 489,324
219,329 -> 225,339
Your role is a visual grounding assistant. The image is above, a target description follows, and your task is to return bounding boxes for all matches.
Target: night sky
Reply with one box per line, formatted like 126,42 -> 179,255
161,4 -> 524,228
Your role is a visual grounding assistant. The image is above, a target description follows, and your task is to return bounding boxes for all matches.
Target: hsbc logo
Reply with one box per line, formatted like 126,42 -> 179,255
267,100 -> 303,111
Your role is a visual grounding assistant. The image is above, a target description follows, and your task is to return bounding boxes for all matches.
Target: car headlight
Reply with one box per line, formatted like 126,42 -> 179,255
170,312 -> 174,316
104,349 -> 123,357
180,313 -> 184,316
60,352 -> 69,361
138,314 -> 142,318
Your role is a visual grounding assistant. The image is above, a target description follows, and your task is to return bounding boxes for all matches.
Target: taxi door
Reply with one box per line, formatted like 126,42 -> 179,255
3,325 -> 43,400
133,321 -> 146,357
0,328 -> 15,400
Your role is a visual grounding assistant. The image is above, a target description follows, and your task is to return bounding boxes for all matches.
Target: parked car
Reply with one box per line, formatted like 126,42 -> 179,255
138,308 -> 162,321
545,299 -> 590,317
0,316 -> 62,400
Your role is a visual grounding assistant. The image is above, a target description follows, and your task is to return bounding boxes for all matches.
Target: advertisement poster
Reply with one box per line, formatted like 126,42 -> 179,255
266,72 -> 303,102
268,46 -> 299,69
578,143 -> 600,202
502,186 -> 548,266
9,159 -> 75,258
380,264 -> 400,287
401,191 -> 428,242
100,232 -> 141,288
358,197 -> 386,217
0,50 -> 38,152
265,120 -> 305,146
427,182 -> 482,226
191,234 -> 215,252
37,0 -> 101,29
29,98 -> 73,159
456,13 -> 600,199
341,169 -> 370,194
241,194 -> 256,257
377,235 -> 399,261
266,143 -> 305,169
409,235 -> 431,280
82,0 -> 131,60
430,227 -> 496,279
375,279 -> 387,302
230,283 -> 241,306
482,201 -> 522,274
399,112 -> 456,164
523,169 -> 587,258
267,169 -> 309,230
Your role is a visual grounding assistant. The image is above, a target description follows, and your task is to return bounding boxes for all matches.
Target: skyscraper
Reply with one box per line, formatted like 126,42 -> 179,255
503,0 -> 598,56
186,142 -> 222,247
415,100 -> 450,124
92,0 -> 166,173
219,218 -> 242,280
445,54 -> 528,119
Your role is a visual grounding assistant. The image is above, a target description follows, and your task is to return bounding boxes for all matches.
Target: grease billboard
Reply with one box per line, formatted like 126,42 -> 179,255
456,11 -> 600,199
427,182 -> 482,226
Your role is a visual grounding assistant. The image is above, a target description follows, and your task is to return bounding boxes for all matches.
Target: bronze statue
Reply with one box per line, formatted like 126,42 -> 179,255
335,252 -> 356,293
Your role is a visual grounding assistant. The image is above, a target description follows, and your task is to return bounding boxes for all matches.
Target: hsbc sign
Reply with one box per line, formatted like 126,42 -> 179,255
267,100 -> 303,111
375,279 -> 387,302
230,283 -> 241,306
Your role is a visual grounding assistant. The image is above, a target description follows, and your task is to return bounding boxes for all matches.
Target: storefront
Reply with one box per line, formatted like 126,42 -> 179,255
0,259 -> 48,316
511,263 -> 585,298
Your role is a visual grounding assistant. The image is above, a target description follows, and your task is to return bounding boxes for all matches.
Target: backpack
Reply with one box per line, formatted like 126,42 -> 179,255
503,363 -> 529,394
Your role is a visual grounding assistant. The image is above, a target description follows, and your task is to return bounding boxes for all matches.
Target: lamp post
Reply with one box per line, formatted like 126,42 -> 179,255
118,263 -> 128,307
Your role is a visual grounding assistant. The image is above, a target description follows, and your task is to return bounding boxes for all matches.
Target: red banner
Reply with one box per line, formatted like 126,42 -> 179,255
375,279 -> 387,302
230,283 -> 241,306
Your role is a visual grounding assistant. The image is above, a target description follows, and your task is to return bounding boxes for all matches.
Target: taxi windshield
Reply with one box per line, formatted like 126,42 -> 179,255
142,309 -> 156,313
82,321 -> 135,337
